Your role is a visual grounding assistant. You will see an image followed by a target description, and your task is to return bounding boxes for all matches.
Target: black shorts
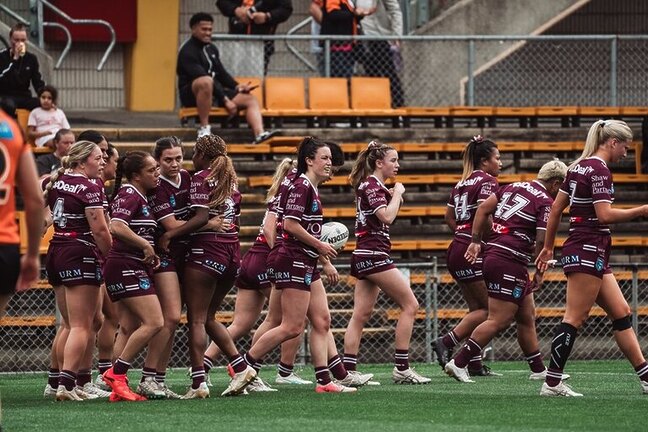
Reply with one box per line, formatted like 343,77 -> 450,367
0,245 -> 21,295
178,83 -> 237,108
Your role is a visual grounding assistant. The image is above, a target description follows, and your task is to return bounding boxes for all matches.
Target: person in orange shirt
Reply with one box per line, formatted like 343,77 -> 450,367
0,107 -> 44,316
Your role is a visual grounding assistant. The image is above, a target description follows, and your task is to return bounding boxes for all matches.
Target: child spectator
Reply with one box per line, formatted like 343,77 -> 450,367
27,85 -> 70,148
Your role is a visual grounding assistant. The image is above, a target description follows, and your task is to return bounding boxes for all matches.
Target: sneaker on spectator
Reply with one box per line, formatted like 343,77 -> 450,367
540,381 -> 583,397
275,372 -> 313,385
197,125 -> 211,139
253,130 -> 277,144
393,367 -> 432,384
444,359 -> 474,383
315,382 -> 357,393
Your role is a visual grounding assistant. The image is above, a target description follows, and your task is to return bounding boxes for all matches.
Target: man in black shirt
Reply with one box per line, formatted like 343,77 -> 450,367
0,23 -> 45,114
177,12 -> 274,143
35,129 -> 74,177
216,0 -> 293,74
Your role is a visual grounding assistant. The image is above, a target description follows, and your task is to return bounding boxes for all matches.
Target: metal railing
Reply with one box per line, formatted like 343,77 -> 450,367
211,33 -> 648,107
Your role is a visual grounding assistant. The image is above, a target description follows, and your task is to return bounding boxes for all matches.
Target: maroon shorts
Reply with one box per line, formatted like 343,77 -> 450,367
350,252 -> 395,279
155,241 -> 189,275
185,240 -> 240,282
446,239 -> 483,283
560,232 -> 612,279
482,251 -> 530,306
268,249 -> 318,291
103,257 -> 156,302
236,249 -> 271,291
46,243 -> 102,287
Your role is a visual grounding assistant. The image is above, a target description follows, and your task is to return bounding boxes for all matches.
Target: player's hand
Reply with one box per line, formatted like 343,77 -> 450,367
529,271 -> 544,292
317,241 -> 338,260
235,6 -> 251,24
15,254 -> 39,292
392,182 -> 405,196
464,242 -> 481,264
322,261 -> 339,286
158,232 -> 171,252
535,248 -> 554,273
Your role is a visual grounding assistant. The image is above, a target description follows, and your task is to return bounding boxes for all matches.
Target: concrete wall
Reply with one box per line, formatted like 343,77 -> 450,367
404,0 -> 588,105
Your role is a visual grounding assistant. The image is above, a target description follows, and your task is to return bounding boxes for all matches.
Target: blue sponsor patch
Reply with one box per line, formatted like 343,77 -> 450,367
304,272 -> 312,286
159,258 -> 169,268
311,201 -> 319,212
169,195 -> 176,208
142,206 -> 150,217
595,257 -> 605,272
0,121 -> 14,139
512,286 -> 523,299
139,278 -> 151,290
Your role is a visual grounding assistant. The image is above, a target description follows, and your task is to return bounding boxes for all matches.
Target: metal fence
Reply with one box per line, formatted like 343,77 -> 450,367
1,261 -> 647,373
213,34 -> 648,108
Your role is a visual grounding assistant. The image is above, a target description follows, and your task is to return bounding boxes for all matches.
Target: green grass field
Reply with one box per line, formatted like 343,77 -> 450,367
1,360 -> 645,432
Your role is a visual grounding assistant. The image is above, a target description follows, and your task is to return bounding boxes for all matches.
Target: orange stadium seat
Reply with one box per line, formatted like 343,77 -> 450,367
308,77 -> 351,113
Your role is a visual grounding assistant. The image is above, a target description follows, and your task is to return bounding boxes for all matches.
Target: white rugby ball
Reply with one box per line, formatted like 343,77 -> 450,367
321,222 -> 350,251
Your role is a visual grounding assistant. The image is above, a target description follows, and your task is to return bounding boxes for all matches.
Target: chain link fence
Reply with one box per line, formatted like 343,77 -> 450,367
213,34 -> 648,107
2,261 -> 647,372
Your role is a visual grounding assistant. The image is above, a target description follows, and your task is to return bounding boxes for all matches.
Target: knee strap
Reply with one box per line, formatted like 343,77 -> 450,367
612,315 -> 632,331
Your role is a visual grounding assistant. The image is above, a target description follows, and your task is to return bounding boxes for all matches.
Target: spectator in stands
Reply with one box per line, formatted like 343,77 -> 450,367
309,0 -> 325,75
177,12 -> 275,143
360,0 -> 404,107
35,128 -> 74,177
319,0 -> 374,78
27,85 -> 70,148
0,23 -> 45,114
0,109 -> 44,318
535,120 -> 648,397
216,0 -> 293,75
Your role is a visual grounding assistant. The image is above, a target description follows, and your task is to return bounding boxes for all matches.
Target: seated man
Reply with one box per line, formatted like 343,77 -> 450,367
35,128 -> 74,177
177,12 -> 274,142
0,23 -> 45,114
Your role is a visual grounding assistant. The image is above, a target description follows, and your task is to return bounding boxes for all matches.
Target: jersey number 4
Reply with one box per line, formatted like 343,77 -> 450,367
52,198 -> 68,228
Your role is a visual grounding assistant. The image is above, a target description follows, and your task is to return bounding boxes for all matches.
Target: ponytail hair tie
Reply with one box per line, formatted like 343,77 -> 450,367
367,140 -> 379,150
472,135 -> 484,144
599,120 -> 606,128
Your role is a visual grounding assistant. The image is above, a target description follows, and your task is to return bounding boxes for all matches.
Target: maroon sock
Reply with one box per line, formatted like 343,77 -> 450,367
243,353 -> 261,373
229,354 -> 248,374
155,371 -> 166,384
277,362 -> 293,378
468,353 -> 483,371
315,367 -> 331,385
395,349 -> 410,371
442,330 -> 460,349
141,366 -> 156,383
77,369 -> 91,387
203,355 -> 215,374
343,353 -> 357,372
525,350 -> 546,373
59,370 -> 76,391
327,355 -> 348,380
635,362 -> 648,382
113,358 -> 131,376
98,359 -> 112,375
48,368 -> 60,388
191,366 -> 205,389
455,338 -> 482,369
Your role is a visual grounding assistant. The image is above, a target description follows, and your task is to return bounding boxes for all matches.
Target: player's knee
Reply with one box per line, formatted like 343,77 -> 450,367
401,299 -> 420,317
310,314 -> 330,333
283,322 -> 305,340
192,76 -> 212,92
611,315 -> 632,332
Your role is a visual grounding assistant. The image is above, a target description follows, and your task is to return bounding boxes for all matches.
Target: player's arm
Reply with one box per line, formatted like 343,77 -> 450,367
535,192 -> 569,272
262,212 -> 277,249
284,218 -> 337,259
15,150 -> 45,291
471,194 -> 497,244
86,207 -> 112,257
594,201 -> 648,225
376,182 -> 404,225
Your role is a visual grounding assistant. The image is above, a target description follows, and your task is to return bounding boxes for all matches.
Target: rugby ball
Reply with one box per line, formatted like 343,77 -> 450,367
321,222 -> 350,251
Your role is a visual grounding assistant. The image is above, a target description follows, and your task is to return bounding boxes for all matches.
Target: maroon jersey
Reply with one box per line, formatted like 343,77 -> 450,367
109,185 -> 157,260
47,173 -> 105,247
559,156 -> 613,234
150,170 -> 192,224
248,204 -> 274,254
270,168 -> 298,245
447,170 -> 498,241
487,180 -> 553,263
282,174 -> 323,259
189,169 -> 241,243
354,175 -> 391,254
